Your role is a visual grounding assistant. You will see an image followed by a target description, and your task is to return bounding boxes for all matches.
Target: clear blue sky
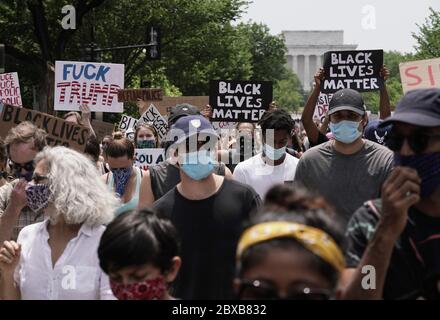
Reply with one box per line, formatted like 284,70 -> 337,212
239,0 -> 440,53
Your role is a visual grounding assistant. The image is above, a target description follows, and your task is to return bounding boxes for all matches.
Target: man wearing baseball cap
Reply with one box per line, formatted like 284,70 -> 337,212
295,88 -> 394,226
138,104 -> 232,207
153,115 -> 261,299
343,88 -> 440,299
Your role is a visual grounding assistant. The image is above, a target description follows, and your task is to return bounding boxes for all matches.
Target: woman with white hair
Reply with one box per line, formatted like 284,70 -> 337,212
0,146 -> 119,300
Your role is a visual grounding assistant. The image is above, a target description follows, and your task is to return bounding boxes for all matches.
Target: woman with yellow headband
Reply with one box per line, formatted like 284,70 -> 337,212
234,198 -> 345,300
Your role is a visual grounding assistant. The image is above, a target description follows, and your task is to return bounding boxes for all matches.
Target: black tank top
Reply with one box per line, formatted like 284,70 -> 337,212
149,160 -> 226,201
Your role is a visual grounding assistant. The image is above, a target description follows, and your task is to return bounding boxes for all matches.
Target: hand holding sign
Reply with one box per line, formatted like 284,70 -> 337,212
210,80 -> 273,122
314,68 -> 325,87
321,50 -> 384,93
54,61 -> 124,113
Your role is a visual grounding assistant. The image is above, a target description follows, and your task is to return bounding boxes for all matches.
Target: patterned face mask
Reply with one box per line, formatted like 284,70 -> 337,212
111,167 -> 132,197
25,183 -> 50,212
110,276 -> 167,300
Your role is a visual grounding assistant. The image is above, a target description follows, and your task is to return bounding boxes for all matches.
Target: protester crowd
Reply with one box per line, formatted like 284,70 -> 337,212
0,64 -> 439,300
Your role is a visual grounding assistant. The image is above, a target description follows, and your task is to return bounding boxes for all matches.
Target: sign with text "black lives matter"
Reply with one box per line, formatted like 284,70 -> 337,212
0,104 -> 90,152
321,50 -> 384,93
210,80 -> 272,122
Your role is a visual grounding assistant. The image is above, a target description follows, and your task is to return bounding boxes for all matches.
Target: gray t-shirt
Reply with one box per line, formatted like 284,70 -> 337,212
294,139 -> 393,227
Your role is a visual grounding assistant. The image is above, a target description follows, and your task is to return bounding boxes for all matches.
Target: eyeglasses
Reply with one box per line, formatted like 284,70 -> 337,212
31,174 -> 49,184
238,279 -> 332,300
9,160 -> 35,172
387,131 -> 440,154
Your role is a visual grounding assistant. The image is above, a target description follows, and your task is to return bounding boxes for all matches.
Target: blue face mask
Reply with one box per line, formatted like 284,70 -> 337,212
111,167 -> 132,197
394,152 -> 440,198
264,144 -> 286,161
330,120 -> 362,144
180,150 -> 215,181
136,139 -> 156,149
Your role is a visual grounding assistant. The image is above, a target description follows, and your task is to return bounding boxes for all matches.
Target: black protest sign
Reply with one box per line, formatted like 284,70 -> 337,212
321,50 -> 384,93
0,104 -> 90,152
210,80 -> 272,122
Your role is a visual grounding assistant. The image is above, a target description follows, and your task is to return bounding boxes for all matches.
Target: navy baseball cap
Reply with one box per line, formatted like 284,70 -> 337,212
328,88 -> 366,116
168,103 -> 200,125
168,115 -> 218,146
380,88 -> 440,127
364,120 -> 392,146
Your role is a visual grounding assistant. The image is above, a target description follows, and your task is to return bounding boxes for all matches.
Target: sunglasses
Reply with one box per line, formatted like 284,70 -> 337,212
31,174 -> 49,184
9,160 -> 35,172
387,131 -> 440,154
238,279 -> 332,300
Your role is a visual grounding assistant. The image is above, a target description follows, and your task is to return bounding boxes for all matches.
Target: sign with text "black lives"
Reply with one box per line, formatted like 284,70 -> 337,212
321,50 -> 384,93
0,104 -> 90,152
210,80 -> 272,123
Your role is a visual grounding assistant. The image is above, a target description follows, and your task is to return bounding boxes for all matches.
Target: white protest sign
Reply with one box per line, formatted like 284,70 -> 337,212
119,115 -> 138,131
54,61 -> 124,112
138,104 -> 168,140
135,148 -> 165,170
0,72 -> 22,107
313,93 -> 333,123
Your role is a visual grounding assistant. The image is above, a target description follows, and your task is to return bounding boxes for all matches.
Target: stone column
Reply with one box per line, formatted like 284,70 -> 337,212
304,55 -> 310,91
293,55 -> 298,75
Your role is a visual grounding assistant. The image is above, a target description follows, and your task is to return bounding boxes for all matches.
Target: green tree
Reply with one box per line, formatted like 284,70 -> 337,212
362,51 -> 414,113
273,68 -> 304,112
413,7 -> 440,59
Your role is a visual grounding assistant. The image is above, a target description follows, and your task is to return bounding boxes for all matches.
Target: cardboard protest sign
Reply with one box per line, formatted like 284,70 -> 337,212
117,88 -> 163,102
399,57 -> 440,93
138,104 -> 168,140
209,80 -> 273,122
0,104 -> 90,152
54,61 -> 124,113
135,148 -> 165,170
118,114 -> 138,132
313,93 -> 333,123
0,72 -> 22,107
91,119 -> 115,142
138,96 -> 209,115
321,50 -> 383,93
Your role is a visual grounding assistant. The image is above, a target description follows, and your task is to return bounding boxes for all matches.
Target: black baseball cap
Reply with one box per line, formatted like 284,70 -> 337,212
328,88 -> 366,116
168,103 -> 200,125
380,88 -> 440,127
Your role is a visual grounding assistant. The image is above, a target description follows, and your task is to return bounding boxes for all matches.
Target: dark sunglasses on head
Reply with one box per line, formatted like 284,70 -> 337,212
9,160 -> 35,172
238,279 -> 332,300
386,131 -> 440,154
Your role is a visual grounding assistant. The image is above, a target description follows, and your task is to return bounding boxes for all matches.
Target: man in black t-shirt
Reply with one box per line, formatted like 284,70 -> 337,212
153,115 -> 261,300
342,88 -> 440,300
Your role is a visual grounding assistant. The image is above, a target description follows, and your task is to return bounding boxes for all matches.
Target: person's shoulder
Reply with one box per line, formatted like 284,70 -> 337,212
233,153 -> 260,172
300,141 -> 332,160
152,186 -> 177,208
223,178 -> 259,197
17,220 -> 46,243
284,152 -> 300,165
364,140 -> 393,155
349,199 -> 382,228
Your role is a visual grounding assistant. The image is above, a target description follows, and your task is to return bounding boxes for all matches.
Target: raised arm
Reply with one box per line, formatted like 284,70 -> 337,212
301,68 -> 325,145
379,65 -> 391,120
341,167 -> 421,299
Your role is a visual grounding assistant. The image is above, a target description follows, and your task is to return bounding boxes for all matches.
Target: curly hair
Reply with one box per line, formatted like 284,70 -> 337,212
35,146 -> 119,226
4,121 -> 47,153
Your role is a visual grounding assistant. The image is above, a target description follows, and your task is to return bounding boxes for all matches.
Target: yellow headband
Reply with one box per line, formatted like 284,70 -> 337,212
237,221 -> 345,273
